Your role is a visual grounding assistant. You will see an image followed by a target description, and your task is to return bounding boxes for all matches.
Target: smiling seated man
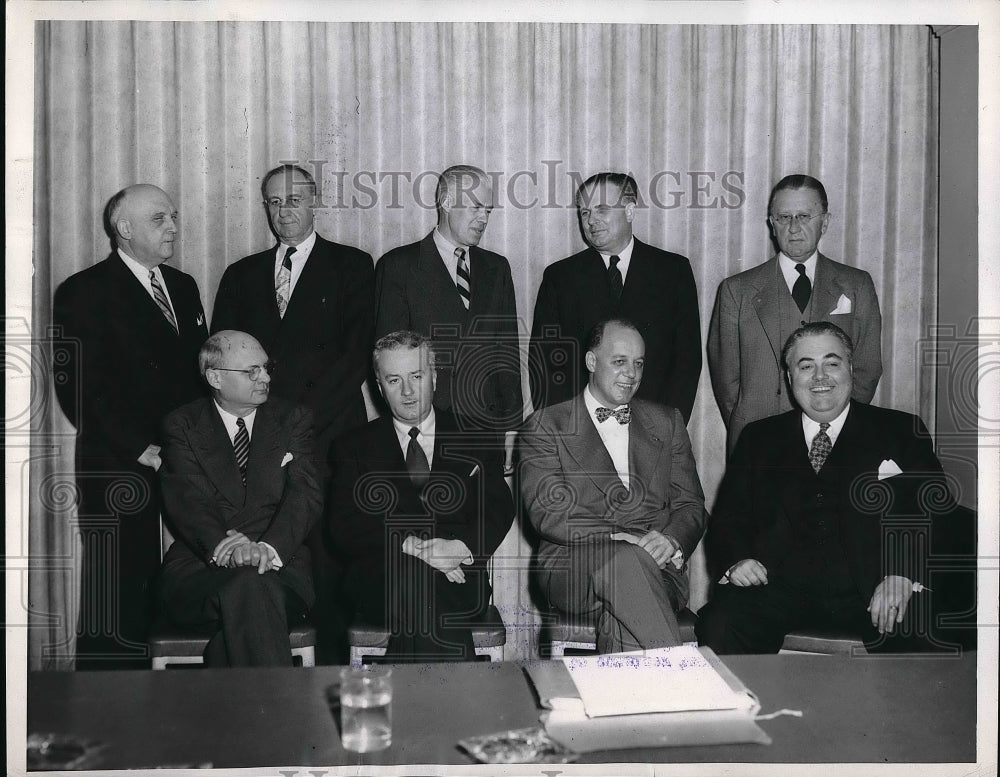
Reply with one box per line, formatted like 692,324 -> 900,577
520,318 -> 707,653
328,331 -> 513,662
157,330 -> 321,666
696,322 -> 956,654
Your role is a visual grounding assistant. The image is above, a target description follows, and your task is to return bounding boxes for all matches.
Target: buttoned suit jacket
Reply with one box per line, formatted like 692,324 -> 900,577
528,239 -> 702,422
374,232 -> 523,432
519,396 -> 706,574
704,401 -> 949,603
211,234 -> 375,454
328,409 -> 514,609
53,253 -> 208,471
707,253 -> 882,452
157,397 -> 322,608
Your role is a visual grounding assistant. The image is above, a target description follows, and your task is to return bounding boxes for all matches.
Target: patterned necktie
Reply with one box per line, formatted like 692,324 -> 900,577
608,255 -> 624,304
455,247 -> 471,309
405,427 -> 430,486
595,405 -> 631,425
809,422 -> 832,473
276,246 -> 296,318
234,417 -> 250,485
792,262 -> 811,313
148,270 -> 178,332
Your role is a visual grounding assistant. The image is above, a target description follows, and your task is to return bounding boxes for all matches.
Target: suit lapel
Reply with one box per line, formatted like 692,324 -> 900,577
108,256 -> 181,340
628,404 -> 664,495
811,253 -> 845,322
282,236 -> 330,326
468,246 -> 498,317
562,396 -> 623,496
244,403 -> 283,506
750,257 -> 785,364
161,265 -> 206,336
189,401 -> 246,508
416,233 -> 469,324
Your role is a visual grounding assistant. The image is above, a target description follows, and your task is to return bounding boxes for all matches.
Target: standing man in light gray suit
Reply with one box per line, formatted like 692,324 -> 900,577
520,319 -> 706,653
708,174 -> 882,455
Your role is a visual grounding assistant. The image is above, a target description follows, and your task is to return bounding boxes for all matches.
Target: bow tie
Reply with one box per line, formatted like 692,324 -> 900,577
595,406 -> 631,425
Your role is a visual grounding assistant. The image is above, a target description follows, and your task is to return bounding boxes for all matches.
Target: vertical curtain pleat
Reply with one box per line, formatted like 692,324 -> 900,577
31,21 -> 938,667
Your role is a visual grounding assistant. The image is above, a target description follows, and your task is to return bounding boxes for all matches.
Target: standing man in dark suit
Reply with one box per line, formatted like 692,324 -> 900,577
697,323 -> 952,654
211,163 -> 375,662
708,174 -> 883,455
328,331 -> 513,661
53,183 -> 208,669
374,165 -> 522,470
529,173 -> 702,423
158,331 -> 321,666
520,319 -> 707,653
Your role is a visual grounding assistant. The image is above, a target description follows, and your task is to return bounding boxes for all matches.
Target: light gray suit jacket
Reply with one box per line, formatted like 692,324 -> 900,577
518,396 -> 706,571
707,253 -> 882,453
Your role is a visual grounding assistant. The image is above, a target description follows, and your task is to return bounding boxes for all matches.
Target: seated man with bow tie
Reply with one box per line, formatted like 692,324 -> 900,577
519,318 -> 707,654
696,322 -> 957,654
328,331 -> 514,661
157,330 -> 322,666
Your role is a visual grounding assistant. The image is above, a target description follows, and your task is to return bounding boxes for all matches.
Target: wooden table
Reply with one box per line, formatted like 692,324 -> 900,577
27,653 -> 977,768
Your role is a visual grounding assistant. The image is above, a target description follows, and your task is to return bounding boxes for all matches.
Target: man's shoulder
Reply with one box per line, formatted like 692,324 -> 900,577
542,247 -> 594,280
817,253 -> 875,284
522,396 -> 581,434
377,234 -> 427,266
159,262 -> 200,288
719,256 -> 777,288
631,398 -> 682,426
470,243 -> 511,268
632,238 -> 691,267
312,233 -> 373,264
56,253 -> 119,292
848,401 -> 927,438
164,396 -> 214,430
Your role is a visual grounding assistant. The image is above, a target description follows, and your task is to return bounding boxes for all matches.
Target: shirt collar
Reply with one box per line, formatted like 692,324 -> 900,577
117,248 -> 162,283
778,250 -> 818,273
392,406 -> 436,441
801,402 -> 850,448
584,384 -> 627,415
213,400 -> 258,440
433,226 -> 468,259
279,230 -> 317,260
597,236 -> 635,266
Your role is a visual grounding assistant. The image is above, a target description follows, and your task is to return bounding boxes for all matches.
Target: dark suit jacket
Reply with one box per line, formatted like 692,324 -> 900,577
328,409 -> 513,602
705,402 -> 949,603
528,239 -> 702,422
374,232 -> 523,432
158,397 -> 321,607
211,234 -> 375,452
707,253 -> 883,452
519,396 -> 707,571
53,253 -> 208,468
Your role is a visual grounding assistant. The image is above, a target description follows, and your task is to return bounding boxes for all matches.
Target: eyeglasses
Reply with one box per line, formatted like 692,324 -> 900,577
770,213 -> 826,228
265,196 -> 308,209
212,361 -> 276,381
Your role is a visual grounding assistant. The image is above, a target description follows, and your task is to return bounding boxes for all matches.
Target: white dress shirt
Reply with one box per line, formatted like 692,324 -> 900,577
273,230 -> 317,302
778,250 -> 818,294
801,403 -> 850,452
597,236 -> 635,283
392,408 -> 436,470
118,249 -> 177,321
432,228 -> 469,286
584,385 -> 630,490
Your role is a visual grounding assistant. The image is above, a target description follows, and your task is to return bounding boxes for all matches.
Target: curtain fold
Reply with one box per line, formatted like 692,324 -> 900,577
30,21 -> 938,667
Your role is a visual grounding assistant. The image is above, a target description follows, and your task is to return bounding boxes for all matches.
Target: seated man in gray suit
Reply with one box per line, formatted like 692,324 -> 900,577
697,323 -> 955,654
708,174 -> 882,455
520,319 -> 707,653
157,330 -> 322,666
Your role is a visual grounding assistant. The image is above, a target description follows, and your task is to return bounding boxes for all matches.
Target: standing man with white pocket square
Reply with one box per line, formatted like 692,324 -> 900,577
708,174 -> 882,455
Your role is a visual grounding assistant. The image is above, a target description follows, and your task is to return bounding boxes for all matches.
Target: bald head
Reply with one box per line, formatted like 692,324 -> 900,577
105,184 -> 178,268
200,330 -> 272,416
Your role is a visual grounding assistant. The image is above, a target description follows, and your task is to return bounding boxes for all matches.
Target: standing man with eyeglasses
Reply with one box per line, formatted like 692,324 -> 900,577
707,174 -> 882,455
157,330 -> 321,666
53,184 -> 208,669
529,173 -> 702,424
212,163 -> 375,662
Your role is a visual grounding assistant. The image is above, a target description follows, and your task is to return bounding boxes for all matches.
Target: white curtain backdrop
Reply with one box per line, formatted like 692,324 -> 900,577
31,21 -> 938,667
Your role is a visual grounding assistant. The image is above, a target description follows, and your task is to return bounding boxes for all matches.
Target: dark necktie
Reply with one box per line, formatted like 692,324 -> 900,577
276,246 -> 296,318
809,422 -> 832,473
149,270 -> 178,332
234,417 -> 250,485
455,247 -> 471,309
608,255 -> 623,304
595,405 -> 631,425
792,262 -> 811,313
405,427 -> 430,486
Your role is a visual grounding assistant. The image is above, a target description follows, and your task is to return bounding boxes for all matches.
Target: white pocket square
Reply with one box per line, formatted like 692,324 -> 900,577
877,458 -> 902,480
281,452 -> 294,467
830,294 -> 852,315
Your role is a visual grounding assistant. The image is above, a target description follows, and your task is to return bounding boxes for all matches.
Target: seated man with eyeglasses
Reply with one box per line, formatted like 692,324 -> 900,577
156,330 -> 322,666
707,173 -> 883,456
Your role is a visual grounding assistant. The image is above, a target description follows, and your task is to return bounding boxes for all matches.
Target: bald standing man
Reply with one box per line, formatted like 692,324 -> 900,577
54,184 -> 208,669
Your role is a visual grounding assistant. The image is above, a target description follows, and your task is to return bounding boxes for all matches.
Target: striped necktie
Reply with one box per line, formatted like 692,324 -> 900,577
455,247 -> 471,309
149,270 -> 178,332
234,417 -> 249,485
608,255 -> 623,304
276,246 -> 296,318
